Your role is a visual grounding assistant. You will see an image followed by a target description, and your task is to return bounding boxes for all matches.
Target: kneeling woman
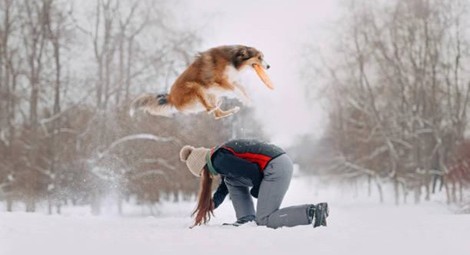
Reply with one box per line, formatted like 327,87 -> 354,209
179,139 -> 329,229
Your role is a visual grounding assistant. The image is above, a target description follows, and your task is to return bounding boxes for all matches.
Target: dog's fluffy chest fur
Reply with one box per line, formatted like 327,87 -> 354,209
205,65 -> 244,97
223,65 -> 242,85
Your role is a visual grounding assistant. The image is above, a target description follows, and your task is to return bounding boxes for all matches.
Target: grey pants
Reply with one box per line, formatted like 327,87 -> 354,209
225,154 -> 311,228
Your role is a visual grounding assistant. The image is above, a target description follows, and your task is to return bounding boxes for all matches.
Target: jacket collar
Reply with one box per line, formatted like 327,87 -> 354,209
205,146 -> 219,176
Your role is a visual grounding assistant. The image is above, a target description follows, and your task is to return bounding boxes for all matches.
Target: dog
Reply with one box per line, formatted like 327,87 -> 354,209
129,45 -> 273,119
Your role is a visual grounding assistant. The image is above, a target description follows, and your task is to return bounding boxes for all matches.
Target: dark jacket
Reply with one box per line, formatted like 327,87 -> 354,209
209,139 -> 285,208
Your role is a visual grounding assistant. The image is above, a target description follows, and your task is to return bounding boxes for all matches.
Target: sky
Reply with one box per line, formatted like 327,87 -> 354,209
180,0 -> 339,147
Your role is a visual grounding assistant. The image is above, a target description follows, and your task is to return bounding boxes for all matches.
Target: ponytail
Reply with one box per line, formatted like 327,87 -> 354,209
190,166 -> 214,228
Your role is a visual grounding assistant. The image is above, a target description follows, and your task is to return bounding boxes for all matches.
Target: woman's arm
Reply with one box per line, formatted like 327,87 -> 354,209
212,177 -> 228,208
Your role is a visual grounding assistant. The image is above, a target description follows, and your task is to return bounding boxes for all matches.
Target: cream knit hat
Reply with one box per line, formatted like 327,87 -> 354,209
179,145 -> 211,177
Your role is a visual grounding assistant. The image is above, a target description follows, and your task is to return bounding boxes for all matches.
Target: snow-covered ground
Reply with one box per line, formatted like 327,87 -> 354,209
1,176 -> 469,255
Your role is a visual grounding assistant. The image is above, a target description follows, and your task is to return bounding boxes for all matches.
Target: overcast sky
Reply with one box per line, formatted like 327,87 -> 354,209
180,0 -> 339,147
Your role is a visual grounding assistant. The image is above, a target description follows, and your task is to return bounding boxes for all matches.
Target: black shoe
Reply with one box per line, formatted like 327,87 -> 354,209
313,202 -> 329,228
223,215 -> 255,227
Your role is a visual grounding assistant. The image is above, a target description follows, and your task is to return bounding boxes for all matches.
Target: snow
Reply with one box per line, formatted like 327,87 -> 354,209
1,177 -> 469,255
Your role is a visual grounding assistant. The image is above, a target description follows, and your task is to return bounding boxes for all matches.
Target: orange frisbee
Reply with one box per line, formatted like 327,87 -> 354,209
253,64 -> 274,90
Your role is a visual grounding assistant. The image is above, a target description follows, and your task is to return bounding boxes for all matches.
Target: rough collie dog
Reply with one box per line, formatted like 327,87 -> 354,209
129,45 -> 274,119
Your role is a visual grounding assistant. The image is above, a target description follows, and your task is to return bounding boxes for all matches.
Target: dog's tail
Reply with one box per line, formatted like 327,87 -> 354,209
129,93 -> 176,117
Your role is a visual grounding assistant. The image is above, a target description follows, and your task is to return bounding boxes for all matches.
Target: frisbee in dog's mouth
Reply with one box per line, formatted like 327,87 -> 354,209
252,64 -> 274,90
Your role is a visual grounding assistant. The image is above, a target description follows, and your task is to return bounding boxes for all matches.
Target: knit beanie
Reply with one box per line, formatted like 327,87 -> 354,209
179,145 -> 211,177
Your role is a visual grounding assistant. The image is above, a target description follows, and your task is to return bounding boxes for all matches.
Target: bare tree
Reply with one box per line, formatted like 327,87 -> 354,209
0,0 -> 267,215
0,0 -> 19,211
305,0 -> 470,205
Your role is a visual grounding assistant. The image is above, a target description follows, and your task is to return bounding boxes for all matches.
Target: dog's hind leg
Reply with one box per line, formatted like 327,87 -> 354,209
196,92 -> 239,119
213,107 -> 240,119
206,94 -> 240,119
205,94 -> 222,114
197,92 -> 219,114
197,91 -> 230,117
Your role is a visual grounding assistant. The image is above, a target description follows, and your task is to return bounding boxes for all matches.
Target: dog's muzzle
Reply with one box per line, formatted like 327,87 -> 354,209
254,60 -> 270,69
262,60 -> 270,69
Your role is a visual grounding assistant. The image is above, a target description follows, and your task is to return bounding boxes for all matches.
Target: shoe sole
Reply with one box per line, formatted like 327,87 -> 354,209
313,203 -> 328,228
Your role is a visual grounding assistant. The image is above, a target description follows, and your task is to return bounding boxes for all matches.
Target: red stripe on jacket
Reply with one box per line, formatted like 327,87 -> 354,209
222,146 -> 272,171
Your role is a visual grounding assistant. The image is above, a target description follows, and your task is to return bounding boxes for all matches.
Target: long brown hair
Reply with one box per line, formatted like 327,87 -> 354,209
190,166 -> 214,228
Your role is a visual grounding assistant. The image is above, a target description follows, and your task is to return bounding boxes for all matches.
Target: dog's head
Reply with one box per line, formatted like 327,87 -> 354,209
231,46 -> 270,70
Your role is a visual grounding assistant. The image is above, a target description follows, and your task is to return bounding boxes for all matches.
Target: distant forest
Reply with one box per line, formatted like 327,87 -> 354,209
0,0 -> 266,214
1,0 -> 470,214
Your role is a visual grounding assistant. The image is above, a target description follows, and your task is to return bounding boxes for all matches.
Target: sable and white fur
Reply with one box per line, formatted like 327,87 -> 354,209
129,45 -> 270,119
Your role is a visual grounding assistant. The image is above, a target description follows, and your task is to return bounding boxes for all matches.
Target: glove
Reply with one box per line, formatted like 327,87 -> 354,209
250,185 -> 260,198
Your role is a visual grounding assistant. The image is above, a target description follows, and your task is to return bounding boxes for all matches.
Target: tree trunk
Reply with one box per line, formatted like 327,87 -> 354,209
393,179 -> 400,206
6,197 -> 13,212
91,191 -> 101,215
25,197 -> 36,212
414,185 -> 421,204
376,181 -> 384,203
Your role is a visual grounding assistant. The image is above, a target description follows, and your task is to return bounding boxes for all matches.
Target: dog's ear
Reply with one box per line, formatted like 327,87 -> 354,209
237,48 -> 249,59
232,47 -> 252,68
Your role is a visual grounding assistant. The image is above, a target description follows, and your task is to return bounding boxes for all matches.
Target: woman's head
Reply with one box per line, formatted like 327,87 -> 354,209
179,145 -> 214,227
179,145 -> 210,176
